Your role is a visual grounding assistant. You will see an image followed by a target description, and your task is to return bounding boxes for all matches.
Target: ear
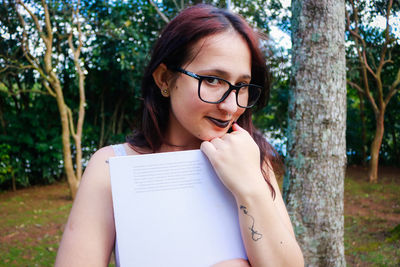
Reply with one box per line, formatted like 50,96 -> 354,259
152,63 -> 171,97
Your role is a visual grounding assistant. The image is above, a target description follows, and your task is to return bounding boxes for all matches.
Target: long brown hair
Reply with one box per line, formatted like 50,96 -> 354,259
127,4 -> 282,198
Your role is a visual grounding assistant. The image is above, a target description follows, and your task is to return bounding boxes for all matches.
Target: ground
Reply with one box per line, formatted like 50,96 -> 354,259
0,166 -> 399,266
344,166 -> 400,266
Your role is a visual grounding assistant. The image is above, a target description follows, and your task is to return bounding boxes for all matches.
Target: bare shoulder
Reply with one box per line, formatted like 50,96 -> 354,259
85,144 -> 133,170
55,145 -> 118,266
89,145 -> 116,164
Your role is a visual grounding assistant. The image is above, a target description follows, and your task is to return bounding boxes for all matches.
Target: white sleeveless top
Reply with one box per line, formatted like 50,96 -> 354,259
112,144 -> 127,157
111,144 -> 127,267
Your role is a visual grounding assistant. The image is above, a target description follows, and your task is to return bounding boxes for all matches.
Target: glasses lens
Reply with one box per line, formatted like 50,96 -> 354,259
237,85 -> 261,108
199,77 -> 261,108
199,77 -> 230,103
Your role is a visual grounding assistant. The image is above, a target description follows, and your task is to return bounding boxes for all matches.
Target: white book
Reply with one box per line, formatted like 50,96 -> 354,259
109,149 -> 247,267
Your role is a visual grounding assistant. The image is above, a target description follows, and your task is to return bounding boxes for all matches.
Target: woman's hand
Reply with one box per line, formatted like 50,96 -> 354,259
212,258 -> 251,267
200,123 -> 266,198
202,124 -> 305,266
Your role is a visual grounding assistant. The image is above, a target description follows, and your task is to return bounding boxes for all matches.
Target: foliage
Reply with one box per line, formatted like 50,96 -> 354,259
0,90 -> 64,190
1,0 -> 400,187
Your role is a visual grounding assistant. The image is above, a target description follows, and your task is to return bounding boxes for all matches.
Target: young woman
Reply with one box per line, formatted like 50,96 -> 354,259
55,4 -> 304,267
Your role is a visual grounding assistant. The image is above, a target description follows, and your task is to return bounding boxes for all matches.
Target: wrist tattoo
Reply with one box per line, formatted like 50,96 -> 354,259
240,205 -> 263,241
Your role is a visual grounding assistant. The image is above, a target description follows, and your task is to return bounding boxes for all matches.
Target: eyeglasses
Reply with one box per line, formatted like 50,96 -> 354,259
174,67 -> 262,108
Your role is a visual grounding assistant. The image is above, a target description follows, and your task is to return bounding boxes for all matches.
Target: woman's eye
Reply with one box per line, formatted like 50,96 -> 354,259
236,82 -> 248,86
205,77 -> 220,85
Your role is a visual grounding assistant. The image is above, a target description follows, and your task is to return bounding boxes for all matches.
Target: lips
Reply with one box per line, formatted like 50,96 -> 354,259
207,117 -> 230,128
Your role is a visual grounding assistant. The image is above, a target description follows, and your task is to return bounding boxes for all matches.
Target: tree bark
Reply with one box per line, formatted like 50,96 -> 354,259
53,80 -> 79,199
368,111 -> 384,183
283,0 -> 346,265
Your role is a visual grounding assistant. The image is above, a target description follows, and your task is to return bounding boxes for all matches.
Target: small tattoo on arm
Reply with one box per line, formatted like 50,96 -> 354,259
105,160 -> 109,164
240,205 -> 263,241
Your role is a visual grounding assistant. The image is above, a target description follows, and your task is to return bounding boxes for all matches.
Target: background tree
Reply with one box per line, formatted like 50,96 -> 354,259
2,0 -> 87,198
283,0 -> 347,265
346,0 -> 400,182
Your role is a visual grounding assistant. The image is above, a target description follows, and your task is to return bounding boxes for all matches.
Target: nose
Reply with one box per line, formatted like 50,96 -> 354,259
217,90 -> 238,114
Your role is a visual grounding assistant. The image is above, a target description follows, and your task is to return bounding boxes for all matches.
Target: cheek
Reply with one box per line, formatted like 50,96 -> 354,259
234,108 -> 246,120
170,84 -> 204,116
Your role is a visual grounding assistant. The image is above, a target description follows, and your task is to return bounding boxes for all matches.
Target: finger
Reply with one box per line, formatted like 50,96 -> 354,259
200,141 -> 216,157
210,137 -> 225,146
232,122 -> 245,132
212,259 -> 250,267
220,133 -> 230,140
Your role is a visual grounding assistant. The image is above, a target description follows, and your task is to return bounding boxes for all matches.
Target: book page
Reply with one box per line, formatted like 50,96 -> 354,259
109,149 -> 246,267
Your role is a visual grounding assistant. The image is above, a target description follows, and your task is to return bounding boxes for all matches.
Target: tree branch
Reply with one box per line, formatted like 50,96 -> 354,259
42,0 -> 53,40
346,4 -> 377,80
15,8 -> 55,88
377,0 -> 393,76
0,63 -> 35,73
41,0 -> 53,73
172,0 -> 180,10
148,0 -> 170,23
69,0 -> 85,182
66,106 -> 77,138
0,87 -> 49,96
41,80 -> 57,97
346,80 -> 365,95
16,10 -> 40,67
16,0 -> 48,43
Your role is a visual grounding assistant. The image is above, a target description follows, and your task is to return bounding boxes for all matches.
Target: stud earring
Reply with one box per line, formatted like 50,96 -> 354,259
161,88 -> 169,97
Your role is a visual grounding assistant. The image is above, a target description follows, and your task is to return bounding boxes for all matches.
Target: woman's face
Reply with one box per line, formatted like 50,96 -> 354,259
166,31 -> 252,148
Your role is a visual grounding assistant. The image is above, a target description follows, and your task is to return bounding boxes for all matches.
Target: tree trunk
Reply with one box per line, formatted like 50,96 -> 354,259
53,79 -> 79,199
368,111 -> 384,183
283,0 -> 346,265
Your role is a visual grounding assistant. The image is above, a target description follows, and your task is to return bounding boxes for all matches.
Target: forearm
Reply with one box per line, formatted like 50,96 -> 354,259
234,182 -> 304,267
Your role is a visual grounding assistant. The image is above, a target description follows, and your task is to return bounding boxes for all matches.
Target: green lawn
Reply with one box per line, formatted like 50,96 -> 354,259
344,167 -> 400,266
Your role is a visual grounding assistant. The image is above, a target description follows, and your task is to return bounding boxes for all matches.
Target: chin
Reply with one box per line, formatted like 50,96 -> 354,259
200,130 -> 228,141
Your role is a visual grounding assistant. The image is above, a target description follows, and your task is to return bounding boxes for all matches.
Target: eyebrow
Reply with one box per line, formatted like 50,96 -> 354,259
199,68 -> 252,81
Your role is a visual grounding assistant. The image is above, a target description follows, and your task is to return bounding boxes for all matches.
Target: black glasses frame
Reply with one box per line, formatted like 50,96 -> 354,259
173,67 -> 262,108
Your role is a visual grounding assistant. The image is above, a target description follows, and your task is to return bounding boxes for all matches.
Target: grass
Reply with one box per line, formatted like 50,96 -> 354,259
344,166 -> 400,266
0,166 -> 399,266
0,183 -> 71,267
